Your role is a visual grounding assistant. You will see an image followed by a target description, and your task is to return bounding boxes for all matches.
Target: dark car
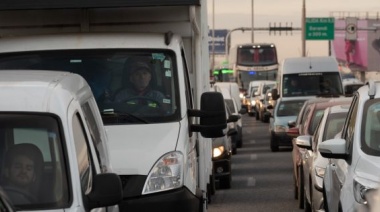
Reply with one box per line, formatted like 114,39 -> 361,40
212,104 -> 239,189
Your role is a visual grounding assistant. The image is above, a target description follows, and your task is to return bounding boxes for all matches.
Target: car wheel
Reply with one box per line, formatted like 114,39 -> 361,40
322,182 -> 329,212
304,188 -> 312,212
219,174 -> 231,189
270,134 -> 279,152
298,165 -> 304,209
232,146 -> 237,155
293,170 -> 298,199
255,109 -> 259,120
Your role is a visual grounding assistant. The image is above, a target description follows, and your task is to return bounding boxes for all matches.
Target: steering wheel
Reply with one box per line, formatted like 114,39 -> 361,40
3,186 -> 36,204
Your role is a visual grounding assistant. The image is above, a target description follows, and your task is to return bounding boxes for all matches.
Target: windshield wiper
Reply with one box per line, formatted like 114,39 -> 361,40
101,109 -> 149,124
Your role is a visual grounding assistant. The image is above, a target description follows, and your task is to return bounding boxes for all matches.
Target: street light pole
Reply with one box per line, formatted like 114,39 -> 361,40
302,0 -> 306,57
251,0 -> 254,43
212,0 -> 215,69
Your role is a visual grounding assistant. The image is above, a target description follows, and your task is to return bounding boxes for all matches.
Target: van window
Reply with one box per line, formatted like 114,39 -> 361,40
0,113 -> 70,210
72,113 -> 93,195
283,72 -> 343,97
0,49 -> 181,124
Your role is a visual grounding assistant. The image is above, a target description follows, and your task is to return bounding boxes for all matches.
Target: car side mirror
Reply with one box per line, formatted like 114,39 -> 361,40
271,88 -> 279,100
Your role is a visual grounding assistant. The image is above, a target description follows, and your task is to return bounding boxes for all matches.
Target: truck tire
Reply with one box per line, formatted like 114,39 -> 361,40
219,174 -> 231,189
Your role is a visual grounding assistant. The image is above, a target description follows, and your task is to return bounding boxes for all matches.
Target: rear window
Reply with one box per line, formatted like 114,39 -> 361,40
276,100 -> 305,117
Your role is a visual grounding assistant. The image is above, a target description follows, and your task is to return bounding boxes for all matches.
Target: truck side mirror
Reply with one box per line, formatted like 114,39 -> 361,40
188,92 -> 227,138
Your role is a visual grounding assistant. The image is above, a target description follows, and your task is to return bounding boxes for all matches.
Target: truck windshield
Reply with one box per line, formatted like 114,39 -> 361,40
282,72 -> 343,97
0,50 -> 181,124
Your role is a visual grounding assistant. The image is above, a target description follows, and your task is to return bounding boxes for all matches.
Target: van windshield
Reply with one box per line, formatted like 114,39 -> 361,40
0,50 -> 181,124
283,72 -> 343,97
0,114 -> 70,210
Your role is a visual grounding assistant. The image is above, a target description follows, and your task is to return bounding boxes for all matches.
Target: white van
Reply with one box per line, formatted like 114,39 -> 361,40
0,71 -> 122,211
272,56 -> 344,100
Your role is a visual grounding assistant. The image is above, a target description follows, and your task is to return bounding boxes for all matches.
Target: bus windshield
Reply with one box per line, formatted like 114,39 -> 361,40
283,72 -> 343,97
237,45 -> 277,66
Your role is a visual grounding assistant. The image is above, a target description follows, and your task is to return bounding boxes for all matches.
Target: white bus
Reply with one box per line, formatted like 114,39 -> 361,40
228,43 -> 278,97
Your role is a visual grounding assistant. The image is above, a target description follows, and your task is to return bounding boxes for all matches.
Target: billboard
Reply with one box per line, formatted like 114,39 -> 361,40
332,19 -> 380,71
208,29 -> 230,55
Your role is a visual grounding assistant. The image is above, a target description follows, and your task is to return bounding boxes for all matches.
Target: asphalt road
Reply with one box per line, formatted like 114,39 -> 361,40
208,114 -> 304,212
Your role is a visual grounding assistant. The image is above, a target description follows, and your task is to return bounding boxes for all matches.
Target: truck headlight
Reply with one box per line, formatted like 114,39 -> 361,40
353,178 -> 376,204
142,151 -> 183,195
213,146 -> 224,158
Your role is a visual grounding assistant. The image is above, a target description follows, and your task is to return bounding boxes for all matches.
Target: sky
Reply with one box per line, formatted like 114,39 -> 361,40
207,0 -> 380,66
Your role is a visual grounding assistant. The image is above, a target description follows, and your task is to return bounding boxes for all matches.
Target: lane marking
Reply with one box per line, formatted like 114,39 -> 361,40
247,177 -> 256,187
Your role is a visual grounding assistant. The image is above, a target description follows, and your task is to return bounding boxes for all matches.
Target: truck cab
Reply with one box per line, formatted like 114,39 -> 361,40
0,1 -> 226,211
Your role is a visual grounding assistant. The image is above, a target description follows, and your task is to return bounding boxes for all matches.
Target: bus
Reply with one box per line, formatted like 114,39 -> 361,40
228,43 -> 278,96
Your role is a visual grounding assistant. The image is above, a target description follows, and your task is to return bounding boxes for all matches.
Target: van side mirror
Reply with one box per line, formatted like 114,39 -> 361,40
189,92 -> 227,138
86,173 -> 123,210
271,88 -> 279,100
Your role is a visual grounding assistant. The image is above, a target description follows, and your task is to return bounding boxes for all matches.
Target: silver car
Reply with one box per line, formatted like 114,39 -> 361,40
296,104 -> 350,211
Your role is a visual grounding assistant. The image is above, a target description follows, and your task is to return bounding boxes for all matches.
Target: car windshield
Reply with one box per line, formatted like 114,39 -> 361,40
0,114 -> 69,210
323,112 -> 347,140
276,100 -> 306,117
0,50 -> 180,124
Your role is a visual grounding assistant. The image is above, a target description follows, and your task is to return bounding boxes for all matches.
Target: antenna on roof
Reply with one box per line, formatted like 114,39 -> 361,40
367,80 -> 376,99
309,58 -> 312,69
165,31 -> 173,46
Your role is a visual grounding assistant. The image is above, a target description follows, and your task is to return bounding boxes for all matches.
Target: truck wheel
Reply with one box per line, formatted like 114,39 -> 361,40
219,174 -> 231,189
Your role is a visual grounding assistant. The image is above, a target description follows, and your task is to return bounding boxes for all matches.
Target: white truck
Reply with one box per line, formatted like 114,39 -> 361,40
0,0 -> 226,211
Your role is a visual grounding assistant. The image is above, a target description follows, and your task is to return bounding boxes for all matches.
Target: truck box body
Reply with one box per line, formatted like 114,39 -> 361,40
0,1 -> 225,211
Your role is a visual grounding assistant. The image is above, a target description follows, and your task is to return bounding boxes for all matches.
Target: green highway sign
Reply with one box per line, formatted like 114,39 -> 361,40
305,17 -> 335,40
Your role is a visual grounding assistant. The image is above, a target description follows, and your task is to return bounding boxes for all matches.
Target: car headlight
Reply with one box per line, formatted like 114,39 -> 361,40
251,100 -> 256,106
213,146 -> 225,158
315,166 -> 325,178
142,151 -> 183,195
353,177 -> 376,204
274,125 -> 287,133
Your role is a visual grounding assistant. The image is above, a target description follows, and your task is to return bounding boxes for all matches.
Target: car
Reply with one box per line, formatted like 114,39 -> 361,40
213,85 -> 247,149
246,81 -> 262,116
288,97 -> 352,209
319,81 -> 380,212
0,70 -> 122,211
212,103 -> 240,189
253,81 -> 277,122
296,104 -> 350,211
268,97 -> 308,152
343,78 -> 364,97
262,88 -> 276,123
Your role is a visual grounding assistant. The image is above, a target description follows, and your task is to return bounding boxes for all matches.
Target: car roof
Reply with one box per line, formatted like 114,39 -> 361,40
0,70 -> 92,113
